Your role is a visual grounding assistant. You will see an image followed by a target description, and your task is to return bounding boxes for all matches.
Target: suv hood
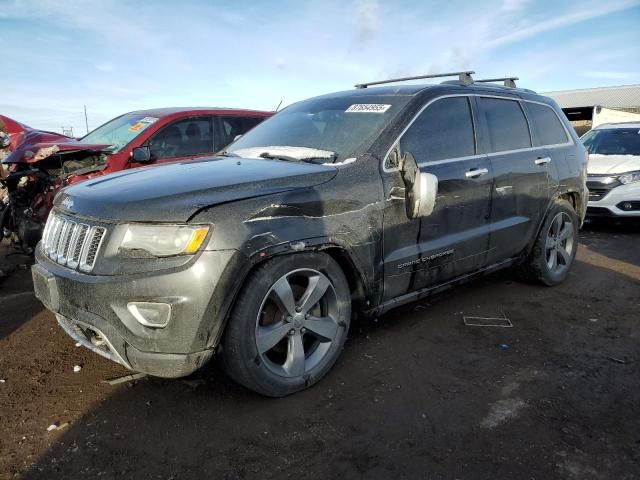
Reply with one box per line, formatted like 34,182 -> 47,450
587,153 -> 640,174
55,157 -> 338,222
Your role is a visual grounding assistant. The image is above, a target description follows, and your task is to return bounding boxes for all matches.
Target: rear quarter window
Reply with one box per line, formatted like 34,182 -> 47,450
479,97 -> 531,153
527,103 -> 569,146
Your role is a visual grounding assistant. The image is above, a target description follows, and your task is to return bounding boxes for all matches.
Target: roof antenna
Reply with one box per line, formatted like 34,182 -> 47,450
274,99 -> 283,112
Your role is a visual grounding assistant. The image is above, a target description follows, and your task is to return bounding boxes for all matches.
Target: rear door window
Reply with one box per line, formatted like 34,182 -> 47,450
526,103 -> 569,146
218,116 -> 265,150
479,97 -> 531,152
147,117 -> 214,160
400,96 -> 476,162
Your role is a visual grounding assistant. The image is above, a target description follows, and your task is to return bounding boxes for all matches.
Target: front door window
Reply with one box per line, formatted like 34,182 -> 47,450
147,117 -> 214,160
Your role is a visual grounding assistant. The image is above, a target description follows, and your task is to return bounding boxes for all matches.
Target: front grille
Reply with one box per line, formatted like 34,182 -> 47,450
588,188 -> 610,201
587,175 -> 621,202
42,212 -> 107,273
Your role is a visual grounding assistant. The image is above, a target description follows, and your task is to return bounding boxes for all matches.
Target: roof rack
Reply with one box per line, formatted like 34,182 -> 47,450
354,71 -> 475,89
475,77 -> 519,88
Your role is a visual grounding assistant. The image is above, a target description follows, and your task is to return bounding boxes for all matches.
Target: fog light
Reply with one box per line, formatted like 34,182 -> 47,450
616,201 -> 640,211
127,302 -> 172,328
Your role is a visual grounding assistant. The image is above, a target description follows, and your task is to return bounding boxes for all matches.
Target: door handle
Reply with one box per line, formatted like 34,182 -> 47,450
465,168 -> 489,178
535,157 -> 551,165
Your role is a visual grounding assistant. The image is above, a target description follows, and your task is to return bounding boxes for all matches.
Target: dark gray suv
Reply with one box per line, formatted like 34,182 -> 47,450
32,72 -> 588,396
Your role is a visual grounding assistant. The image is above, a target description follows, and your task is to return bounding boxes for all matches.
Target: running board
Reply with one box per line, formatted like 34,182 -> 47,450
370,258 -> 516,316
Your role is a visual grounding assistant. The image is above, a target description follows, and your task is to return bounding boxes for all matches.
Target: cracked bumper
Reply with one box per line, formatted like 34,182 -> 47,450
32,247 -> 242,378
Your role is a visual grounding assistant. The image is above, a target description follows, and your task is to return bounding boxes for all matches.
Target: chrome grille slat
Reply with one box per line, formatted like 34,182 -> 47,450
57,221 -> 75,264
41,212 -> 106,273
43,215 -> 55,252
41,215 -> 53,249
80,226 -> 106,272
67,224 -> 89,269
55,221 -> 70,261
49,217 -> 64,258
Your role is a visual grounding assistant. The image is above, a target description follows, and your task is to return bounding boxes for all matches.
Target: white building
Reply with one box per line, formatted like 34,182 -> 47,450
544,84 -> 640,135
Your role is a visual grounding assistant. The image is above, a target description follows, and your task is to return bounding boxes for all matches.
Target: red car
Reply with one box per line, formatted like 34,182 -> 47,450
0,108 -> 271,249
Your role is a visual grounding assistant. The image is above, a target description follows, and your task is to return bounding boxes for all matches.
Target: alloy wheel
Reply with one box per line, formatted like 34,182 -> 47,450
545,212 -> 575,275
255,268 -> 340,378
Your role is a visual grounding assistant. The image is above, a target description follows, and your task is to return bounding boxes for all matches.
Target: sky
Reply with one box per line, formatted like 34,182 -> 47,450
1,0 -> 639,134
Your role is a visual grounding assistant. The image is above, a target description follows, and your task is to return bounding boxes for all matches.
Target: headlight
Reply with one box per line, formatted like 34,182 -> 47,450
119,224 -> 210,256
618,171 -> 640,185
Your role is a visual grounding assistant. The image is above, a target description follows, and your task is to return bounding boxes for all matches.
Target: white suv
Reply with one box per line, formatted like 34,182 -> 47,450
583,122 -> 640,218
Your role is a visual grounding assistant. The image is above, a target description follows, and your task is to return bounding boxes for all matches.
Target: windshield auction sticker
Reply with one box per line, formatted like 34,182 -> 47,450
345,104 -> 392,113
139,116 -> 159,124
128,117 -> 159,133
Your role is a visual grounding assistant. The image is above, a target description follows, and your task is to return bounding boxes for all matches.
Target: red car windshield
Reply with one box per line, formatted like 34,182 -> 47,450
81,113 -> 161,153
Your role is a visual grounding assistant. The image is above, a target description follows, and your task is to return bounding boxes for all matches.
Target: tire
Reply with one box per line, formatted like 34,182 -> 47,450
222,252 -> 351,397
518,199 -> 579,286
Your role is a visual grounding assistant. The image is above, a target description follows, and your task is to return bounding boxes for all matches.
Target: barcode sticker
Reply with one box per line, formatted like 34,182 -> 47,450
345,104 -> 391,113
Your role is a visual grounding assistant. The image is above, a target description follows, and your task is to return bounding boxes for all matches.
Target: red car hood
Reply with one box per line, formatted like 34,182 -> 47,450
0,115 -> 111,164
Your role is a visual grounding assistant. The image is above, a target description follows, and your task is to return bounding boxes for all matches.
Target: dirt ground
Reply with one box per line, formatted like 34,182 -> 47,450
0,221 -> 638,480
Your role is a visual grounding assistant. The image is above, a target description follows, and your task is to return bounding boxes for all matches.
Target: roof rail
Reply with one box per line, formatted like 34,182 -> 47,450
355,71 -> 475,89
475,77 -> 519,88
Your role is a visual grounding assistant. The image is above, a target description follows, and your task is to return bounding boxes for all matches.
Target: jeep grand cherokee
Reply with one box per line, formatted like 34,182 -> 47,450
32,72 -> 588,397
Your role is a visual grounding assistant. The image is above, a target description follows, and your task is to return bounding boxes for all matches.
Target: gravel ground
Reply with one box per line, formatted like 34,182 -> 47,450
0,221 -> 639,480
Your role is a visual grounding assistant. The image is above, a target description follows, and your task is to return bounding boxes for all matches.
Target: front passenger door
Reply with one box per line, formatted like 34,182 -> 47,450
132,116 -> 215,168
382,96 -> 494,301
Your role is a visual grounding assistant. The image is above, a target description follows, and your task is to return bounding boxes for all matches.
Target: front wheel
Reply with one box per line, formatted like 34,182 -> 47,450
518,199 -> 579,286
222,253 -> 351,397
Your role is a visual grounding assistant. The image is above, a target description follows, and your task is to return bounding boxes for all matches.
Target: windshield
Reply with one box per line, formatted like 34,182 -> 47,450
582,128 -> 640,156
80,113 -> 161,153
228,95 -> 411,162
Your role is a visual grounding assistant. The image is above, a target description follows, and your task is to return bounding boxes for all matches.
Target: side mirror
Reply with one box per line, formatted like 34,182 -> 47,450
131,146 -> 152,163
401,152 -> 438,219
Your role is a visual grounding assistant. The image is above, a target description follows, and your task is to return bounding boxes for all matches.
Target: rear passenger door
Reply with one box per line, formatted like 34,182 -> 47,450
382,95 -> 493,301
476,96 -> 551,264
523,101 -> 567,195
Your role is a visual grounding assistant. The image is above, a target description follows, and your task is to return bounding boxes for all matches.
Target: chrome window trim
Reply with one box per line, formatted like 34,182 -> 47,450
383,93 -> 574,173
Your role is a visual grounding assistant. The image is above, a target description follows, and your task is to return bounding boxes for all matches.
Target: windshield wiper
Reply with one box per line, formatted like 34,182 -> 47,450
259,152 -> 301,162
259,151 -> 341,164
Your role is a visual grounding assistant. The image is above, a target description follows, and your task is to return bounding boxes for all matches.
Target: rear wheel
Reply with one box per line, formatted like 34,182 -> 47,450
222,252 -> 351,397
518,199 -> 579,286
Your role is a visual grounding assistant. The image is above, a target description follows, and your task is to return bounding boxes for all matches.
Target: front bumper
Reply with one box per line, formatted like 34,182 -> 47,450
587,182 -> 640,218
54,313 -> 213,377
33,247 -> 242,378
